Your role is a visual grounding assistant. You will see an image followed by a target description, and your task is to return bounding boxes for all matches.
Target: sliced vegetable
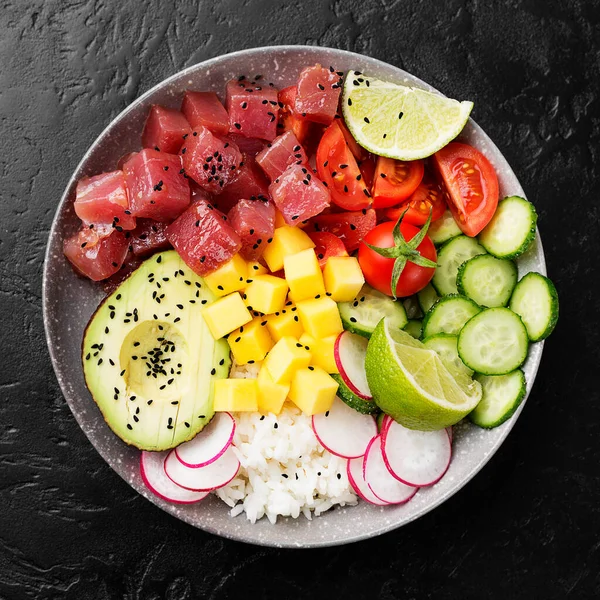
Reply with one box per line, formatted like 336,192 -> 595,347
478,196 -> 537,259
307,231 -> 348,268
470,369 -> 527,428
338,284 -> 408,338
417,283 -> 440,314
422,333 -> 474,379
404,319 -> 422,339
347,455 -> 389,505
372,157 -> 424,209
334,331 -> 372,400
422,294 -> 481,338
427,209 -> 463,246
312,397 -> 377,458
457,308 -> 529,375
432,234 -> 486,296
457,254 -> 518,308
332,374 -> 379,415
381,420 -> 452,487
308,208 -> 377,253
509,272 -> 559,341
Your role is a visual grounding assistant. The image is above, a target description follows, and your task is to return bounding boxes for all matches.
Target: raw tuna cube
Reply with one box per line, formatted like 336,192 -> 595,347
308,209 -> 377,253
226,133 -> 265,157
141,105 -> 191,154
166,199 -> 241,276
181,91 -> 229,136
181,126 -> 242,194
295,64 -> 342,125
256,131 -> 308,181
213,155 -> 270,214
130,219 -> 171,257
228,199 -> 276,261
74,170 -> 136,231
63,227 -> 129,281
225,78 -> 279,141
269,163 -> 331,226
123,149 -> 190,221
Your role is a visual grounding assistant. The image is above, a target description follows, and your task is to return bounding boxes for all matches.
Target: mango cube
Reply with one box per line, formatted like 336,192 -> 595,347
244,274 -> 289,315
274,209 -> 287,228
247,261 -> 268,276
204,254 -> 248,297
283,248 -> 326,302
202,292 -> 252,339
262,225 -> 315,272
263,336 -> 311,384
323,256 -> 365,302
288,366 -> 339,415
228,317 -> 274,365
257,365 -> 290,414
266,306 -> 304,341
214,379 -> 258,412
299,333 -> 338,374
296,297 -> 343,339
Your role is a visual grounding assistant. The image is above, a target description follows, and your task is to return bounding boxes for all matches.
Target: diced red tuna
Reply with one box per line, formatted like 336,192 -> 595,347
63,227 -> 129,281
123,149 -> 190,221
269,163 -> 330,226
74,170 -> 136,231
130,219 -> 172,257
307,208 -> 377,253
181,91 -> 229,136
225,78 -> 279,141
141,105 -> 191,154
166,199 -> 241,276
295,64 -> 342,125
228,199 -> 276,261
180,126 -> 242,195
226,133 -> 265,157
212,155 -> 270,214
101,253 -> 144,294
256,131 -> 308,181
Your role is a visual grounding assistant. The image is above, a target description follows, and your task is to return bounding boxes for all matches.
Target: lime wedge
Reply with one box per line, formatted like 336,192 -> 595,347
365,320 -> 482,430
342,71 -> 473,161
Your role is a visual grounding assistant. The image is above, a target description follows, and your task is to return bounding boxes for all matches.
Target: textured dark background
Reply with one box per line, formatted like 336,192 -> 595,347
1,0 -> 599,598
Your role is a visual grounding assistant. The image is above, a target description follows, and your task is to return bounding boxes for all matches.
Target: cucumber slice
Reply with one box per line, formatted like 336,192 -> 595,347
470,370 -> 527,428
457,254 -> 518,308
404,319 -> 423,339
422,294 -> 481,338
509,272 -> 559,341
338,284 -> 407,339
423,333 -> 474,378
417,283 -> 439,314
428,210 -> 463,246
457,308 -> 529,375
478,196 -> 537,259
331,374 -> 380,415
433,235 -> 487,296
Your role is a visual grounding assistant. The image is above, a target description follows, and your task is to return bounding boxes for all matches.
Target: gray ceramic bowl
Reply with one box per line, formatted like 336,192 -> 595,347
43,46 -> 545,548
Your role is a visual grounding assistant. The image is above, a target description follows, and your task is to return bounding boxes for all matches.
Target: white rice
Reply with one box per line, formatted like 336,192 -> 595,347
214,360 -> 358,523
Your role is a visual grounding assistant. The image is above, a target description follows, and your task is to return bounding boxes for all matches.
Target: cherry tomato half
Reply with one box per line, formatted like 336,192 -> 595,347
372,157 -> 424,209
308,208 -> 377,253
307,231 -> 348,268
316,121 -> 371,211
432,142 -> 499,237
384,172 -> 446,226
358,221 -> 436,297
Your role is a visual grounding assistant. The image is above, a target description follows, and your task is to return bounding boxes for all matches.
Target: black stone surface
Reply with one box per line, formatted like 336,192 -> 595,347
1,0 -> 599,598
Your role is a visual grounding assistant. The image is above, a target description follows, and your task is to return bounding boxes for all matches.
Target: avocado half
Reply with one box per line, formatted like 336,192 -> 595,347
82,250 -> 231,451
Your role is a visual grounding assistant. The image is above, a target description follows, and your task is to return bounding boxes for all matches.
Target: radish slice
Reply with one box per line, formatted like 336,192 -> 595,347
312,397 -> 377,458
334,331 -> 372,400
447,426 -> 453,444
164,446 -> 240,491
140,451 -> 209,504
364,436 -> 418,504
347,456 -> 389,506
175,412 -> 235,468
381,420 -> 452,487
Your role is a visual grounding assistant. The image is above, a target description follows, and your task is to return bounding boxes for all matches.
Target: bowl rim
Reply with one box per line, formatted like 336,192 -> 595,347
43,44 -> 546,547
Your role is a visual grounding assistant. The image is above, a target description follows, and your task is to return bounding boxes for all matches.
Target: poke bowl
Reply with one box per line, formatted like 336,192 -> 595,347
43,46 -> 551,548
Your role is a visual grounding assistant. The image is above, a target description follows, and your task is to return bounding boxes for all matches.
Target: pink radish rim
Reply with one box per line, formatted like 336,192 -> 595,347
164,449 -> 240,492
311,413 -> 377,460
334,332 -> 373,400
347,457 -> 389,506
380,424 -> 451,488
174,412 -> 236,468
139,454 -> 208,505
363,436 -> 419,505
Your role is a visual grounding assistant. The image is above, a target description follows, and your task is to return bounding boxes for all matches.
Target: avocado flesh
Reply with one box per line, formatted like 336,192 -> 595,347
82,250 -> 231,451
